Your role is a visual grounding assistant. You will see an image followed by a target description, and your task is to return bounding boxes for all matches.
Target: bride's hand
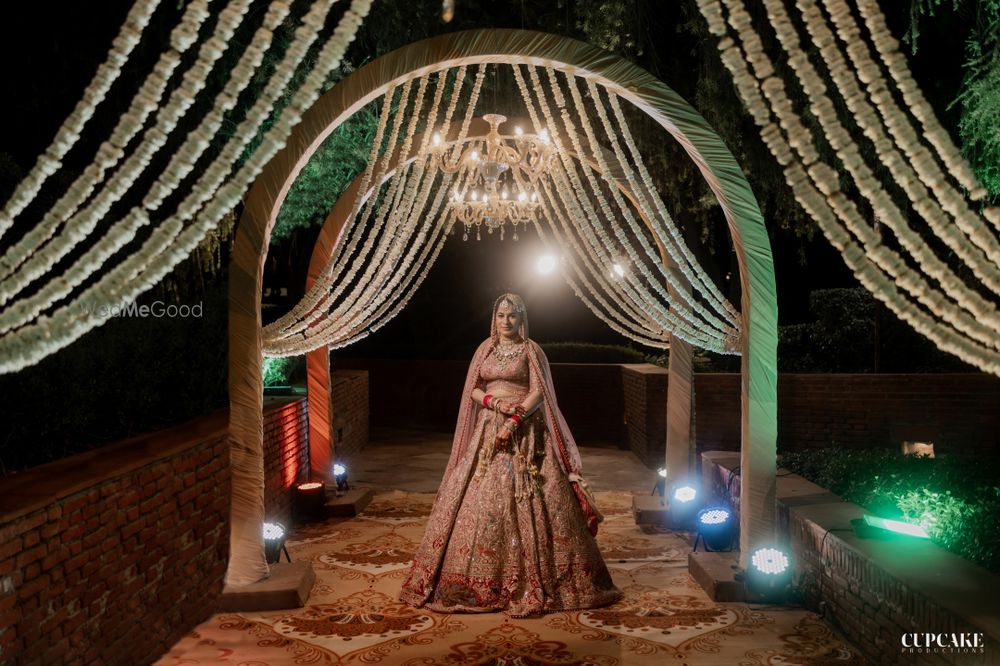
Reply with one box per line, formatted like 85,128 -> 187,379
496,400 -> 518,415
495,425 -> 513,446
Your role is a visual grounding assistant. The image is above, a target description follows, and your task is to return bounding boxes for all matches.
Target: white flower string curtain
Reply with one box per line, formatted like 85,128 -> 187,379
260,63 -> 742,358
697,0 -> 1000,376
231,29 -> 777,582
0,0 -> 372,374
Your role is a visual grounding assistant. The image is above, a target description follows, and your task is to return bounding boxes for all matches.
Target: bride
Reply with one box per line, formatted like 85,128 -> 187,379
400,293 -> 622,617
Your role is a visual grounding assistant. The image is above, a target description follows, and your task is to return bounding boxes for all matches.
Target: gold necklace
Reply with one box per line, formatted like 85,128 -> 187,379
493,339 -> 525,369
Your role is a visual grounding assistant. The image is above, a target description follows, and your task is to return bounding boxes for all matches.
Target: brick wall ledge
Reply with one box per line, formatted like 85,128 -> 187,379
701,451 -> 1000,655
0,410 -> 228,525
0,398 -> 305,528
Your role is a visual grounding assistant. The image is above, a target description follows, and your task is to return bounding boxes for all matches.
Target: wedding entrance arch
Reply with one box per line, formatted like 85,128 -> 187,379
228,29 -> 777,586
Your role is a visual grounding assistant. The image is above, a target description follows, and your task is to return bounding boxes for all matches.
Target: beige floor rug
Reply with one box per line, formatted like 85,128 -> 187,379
159,491 -> 862,665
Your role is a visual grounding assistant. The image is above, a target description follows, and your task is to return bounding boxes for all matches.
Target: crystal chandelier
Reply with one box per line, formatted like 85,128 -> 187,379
431,114 -> 556,241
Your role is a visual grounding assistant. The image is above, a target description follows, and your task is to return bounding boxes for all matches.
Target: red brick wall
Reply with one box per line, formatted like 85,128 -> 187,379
263,396 -> 310,526
622,365 -> 667,467
330,370 -> 369,464
694,373 -> 1000,456
691,374 -> 741,453
330,361 -> 1000,459
0,412 -> 230,665
545,364 -> 624,443
333,359 -> 624,443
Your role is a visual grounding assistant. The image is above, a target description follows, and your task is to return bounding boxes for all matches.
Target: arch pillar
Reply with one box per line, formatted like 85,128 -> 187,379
229,29 -> 777,586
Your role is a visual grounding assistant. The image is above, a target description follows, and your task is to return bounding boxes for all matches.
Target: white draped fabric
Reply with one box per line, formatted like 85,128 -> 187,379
232,29 -> 778,583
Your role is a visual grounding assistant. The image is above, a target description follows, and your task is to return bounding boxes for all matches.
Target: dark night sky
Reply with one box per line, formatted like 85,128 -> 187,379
0,1 -> 975,361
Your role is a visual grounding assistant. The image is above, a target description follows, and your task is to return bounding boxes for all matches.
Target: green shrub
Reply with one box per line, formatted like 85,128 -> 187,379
780,448 -> 1000,572
262,356 -> 306,387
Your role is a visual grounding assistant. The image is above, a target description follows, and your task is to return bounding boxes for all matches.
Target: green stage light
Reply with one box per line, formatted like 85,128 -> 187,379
862,514 -> 930,539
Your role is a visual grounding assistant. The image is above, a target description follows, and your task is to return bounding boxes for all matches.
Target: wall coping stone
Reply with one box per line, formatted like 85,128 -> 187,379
620,363 -> 667,375
702,450 -> 1000,642
0,397 -> 302,525
0,410 -> 227,525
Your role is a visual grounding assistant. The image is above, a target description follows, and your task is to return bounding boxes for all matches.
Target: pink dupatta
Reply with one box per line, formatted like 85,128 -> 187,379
400,295 -> 602,606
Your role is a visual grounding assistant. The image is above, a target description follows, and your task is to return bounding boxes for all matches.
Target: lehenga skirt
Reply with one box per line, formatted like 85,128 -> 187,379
404,408 -> 622,617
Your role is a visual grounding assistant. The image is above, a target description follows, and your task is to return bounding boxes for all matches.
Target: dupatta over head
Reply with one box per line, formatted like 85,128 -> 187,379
401,294 -> 603,606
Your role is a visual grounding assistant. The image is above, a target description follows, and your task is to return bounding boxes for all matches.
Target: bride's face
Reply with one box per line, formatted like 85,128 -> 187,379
495,302 -> 523,340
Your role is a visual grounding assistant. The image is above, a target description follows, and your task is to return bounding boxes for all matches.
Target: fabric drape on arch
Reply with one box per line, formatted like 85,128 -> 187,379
229,28 -> 777,586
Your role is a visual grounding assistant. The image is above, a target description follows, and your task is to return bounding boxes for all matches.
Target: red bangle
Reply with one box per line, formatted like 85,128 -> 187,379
510,413 -> 522,425
483,394 -> 493,408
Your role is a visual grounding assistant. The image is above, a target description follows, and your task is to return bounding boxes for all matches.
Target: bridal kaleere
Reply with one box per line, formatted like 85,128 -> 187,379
400,293 -> 622,617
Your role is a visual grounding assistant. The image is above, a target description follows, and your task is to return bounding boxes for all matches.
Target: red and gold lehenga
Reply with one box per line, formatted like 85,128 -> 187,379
400,296 -> 622,617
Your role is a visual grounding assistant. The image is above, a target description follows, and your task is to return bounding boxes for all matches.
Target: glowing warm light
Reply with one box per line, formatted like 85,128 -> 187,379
613,263 -> 625,277
333,463 -> 347,476
298,482 -> 323,490
514,125 -> 523,136
673,486 -> 697,503
501,189 -> 508,200
518,191 -> 527,202
536,254 -> 558,275
539,129 -> 549,143
471,190 -> 479,201
432,132 -> 442,146
699,508 -> 730,525
657,466 -> 667,478
750,547 -> 790,575
531,192 -> 538,202
263,522 -> 286,541
470,150 -> 478,161
902,441 -> 935,458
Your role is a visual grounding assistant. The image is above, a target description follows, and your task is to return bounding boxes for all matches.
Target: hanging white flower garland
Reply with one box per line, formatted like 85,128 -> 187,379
0,0 -> 163,237
0,0 -> 217,289
696,0 -> 1000,374
0,0 -> 372,374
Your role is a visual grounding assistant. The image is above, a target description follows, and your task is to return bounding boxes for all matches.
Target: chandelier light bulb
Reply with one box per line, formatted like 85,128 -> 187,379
432,132 -> 442,146
470,150 -> 479,161
514,125 -> 523,136
531,192 -> 538,202
518,191 -> 527,202
613,263 -> 625,277
501,189 -> 508,200
539,129 -> 549,143
536,254 -> 558,275
471,190 -> 479,201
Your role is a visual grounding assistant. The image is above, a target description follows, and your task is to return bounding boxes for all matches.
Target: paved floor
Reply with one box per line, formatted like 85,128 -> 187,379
349,427 -> 661,494
160,428 -> 863,664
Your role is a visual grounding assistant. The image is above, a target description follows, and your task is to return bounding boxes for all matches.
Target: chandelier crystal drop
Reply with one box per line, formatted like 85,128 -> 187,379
430,113 -> 555,241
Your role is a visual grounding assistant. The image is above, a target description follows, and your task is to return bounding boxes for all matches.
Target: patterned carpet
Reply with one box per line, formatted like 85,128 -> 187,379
159,491 -> 862,665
